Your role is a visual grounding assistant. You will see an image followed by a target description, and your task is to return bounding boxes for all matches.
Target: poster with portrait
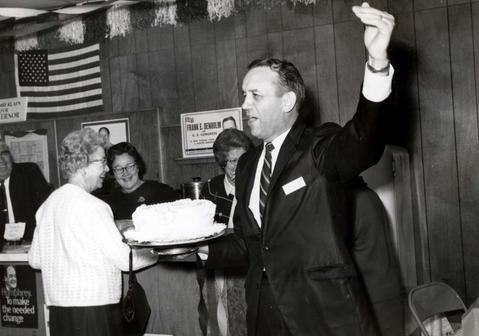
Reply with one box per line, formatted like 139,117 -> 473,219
0,264 -> 38,328
180,107 -> 243,158
81,118 -> 130,150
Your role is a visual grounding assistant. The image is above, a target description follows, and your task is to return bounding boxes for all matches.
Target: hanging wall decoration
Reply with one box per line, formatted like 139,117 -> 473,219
153,1 -> 178,27
4,0 -> 318,46
58,18 -> 85,45
14,34 -> 39,51
13,23 -> 39,51
207,0 -> 235,21
107,4 -> 132,38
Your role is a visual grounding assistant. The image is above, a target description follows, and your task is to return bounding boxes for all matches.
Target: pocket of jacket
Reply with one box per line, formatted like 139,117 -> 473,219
307,264 -> 356,280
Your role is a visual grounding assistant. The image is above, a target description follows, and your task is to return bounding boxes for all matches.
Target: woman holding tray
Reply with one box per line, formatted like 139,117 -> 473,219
28,128 -> 157,336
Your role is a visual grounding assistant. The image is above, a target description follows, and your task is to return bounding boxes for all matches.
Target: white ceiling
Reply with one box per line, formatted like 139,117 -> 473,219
0,1 -> 147,38
0,1 -> 87,10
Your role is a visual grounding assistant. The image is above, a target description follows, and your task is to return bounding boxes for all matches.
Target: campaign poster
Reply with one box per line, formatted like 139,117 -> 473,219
180,108 -> 243,158
0,264 -> 38,328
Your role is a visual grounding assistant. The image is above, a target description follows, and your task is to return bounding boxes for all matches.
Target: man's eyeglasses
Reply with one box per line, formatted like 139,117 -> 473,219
112,162 -> 136,175
90,158 -> 107,167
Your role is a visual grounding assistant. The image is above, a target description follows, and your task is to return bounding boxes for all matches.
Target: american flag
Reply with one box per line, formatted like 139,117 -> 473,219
14,43 -> 103,118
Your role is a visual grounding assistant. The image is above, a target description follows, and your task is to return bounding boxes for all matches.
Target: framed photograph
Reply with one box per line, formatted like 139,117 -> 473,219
81,118 -> 129,149
180,107 -> 243,159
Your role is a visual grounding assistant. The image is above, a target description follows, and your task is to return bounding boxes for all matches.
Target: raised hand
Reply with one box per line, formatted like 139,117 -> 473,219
352,2 -> 395,69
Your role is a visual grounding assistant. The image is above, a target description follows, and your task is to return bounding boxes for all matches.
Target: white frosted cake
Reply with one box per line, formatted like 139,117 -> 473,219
124,199 -> 225,242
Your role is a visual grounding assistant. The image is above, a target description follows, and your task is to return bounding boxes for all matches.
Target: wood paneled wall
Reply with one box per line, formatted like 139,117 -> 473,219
0,0 -> 478,310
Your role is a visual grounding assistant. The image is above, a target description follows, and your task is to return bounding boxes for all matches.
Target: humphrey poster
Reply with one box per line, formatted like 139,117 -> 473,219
0,264 -> 38,328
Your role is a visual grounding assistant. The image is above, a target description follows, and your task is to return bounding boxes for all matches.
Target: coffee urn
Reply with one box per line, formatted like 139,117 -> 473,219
181,177 -> 205,199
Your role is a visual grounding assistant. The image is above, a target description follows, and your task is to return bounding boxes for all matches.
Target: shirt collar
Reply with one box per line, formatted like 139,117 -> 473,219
224,175 -> 235,196
265,127 -> 291,153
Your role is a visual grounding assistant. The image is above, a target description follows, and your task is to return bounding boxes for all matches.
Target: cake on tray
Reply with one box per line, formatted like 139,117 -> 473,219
124,199 -> 226,243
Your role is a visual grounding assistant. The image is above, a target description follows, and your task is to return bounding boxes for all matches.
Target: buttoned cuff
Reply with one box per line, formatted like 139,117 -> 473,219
362,63 -> 394,102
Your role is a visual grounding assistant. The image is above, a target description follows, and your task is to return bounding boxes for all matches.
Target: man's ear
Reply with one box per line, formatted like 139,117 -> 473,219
281,91 -> 297,113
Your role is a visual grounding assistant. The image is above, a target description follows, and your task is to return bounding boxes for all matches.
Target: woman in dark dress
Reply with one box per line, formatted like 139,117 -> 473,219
105,142 -> 178,219
201,129 -> 253,226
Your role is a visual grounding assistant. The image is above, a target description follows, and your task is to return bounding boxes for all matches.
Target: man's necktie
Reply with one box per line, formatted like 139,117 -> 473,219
259,142 -> 274,222
0,182 -> 7,240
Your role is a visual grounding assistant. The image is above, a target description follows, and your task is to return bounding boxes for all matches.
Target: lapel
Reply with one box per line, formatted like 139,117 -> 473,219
8,164 -> 19,217
240,145 -> 262,233
262,119 -> 306,239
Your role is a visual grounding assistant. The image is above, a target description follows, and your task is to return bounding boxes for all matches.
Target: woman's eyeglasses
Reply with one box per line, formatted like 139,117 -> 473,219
112,162 -> 136,175
90,158 -> 107,167
225,158 -> 239,166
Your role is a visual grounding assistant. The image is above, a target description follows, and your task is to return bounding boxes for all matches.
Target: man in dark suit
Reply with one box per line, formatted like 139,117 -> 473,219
200,3 -> 396,336
0,141 -> 52,245
348,176 -> 404,336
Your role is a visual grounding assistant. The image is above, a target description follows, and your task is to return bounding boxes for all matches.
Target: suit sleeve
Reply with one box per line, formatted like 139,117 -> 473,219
28,163 -> 53,208
314,93 -> 392,182
205,202 -> 249,269
206,164 -> 249,269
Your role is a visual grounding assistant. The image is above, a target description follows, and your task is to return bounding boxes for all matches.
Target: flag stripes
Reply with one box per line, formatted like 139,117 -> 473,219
15,43 -> 103,117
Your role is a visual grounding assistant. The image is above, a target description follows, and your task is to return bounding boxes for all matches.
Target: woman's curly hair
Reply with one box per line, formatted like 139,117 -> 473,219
59,128 -> 103,179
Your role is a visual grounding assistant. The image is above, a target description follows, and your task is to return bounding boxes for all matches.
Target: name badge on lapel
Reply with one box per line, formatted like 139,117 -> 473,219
282,177 -> 306,195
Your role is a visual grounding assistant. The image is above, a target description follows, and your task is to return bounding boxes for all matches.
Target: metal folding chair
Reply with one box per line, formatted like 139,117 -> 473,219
408,282 -> 467,336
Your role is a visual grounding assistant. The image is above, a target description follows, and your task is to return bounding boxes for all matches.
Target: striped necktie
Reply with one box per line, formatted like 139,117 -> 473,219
259,142 -> 274,221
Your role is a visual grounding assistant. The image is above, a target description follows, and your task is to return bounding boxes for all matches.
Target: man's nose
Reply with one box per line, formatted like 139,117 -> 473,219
241,95 -> 251,110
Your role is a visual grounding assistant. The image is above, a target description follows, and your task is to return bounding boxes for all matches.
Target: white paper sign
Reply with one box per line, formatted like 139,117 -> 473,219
4,222 -> 26,241
0,97 -> 27,124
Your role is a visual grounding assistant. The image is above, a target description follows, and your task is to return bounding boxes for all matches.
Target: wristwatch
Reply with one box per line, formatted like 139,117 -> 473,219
367,62 -> 390,75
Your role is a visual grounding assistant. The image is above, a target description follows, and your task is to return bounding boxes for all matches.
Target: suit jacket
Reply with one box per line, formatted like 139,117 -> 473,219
206,94 -> 391,336
6,162 -> 52,242
348,177 -> 404,336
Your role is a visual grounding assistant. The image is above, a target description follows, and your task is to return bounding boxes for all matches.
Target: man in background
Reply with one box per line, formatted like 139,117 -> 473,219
222,116 -> 237,130
98,127 -> 113,151
349,176 -> 404,336
0,141 -> 51,246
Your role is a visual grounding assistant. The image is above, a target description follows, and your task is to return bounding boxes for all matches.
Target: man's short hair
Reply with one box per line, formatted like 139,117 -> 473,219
98,127 -> 110,136
222,116 -> 237,129
248,58 -> 305,109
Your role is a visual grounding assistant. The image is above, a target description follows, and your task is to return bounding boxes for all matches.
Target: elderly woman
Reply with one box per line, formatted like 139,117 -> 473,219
28,128 -> 157,336
104,142 -> 178,219
201,128 -> 252,225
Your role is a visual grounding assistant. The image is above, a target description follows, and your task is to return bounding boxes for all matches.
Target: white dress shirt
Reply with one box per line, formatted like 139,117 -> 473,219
3,177 -> 15,224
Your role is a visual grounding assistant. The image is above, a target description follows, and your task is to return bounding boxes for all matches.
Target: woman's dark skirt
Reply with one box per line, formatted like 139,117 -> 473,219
49,303 -> 125,336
